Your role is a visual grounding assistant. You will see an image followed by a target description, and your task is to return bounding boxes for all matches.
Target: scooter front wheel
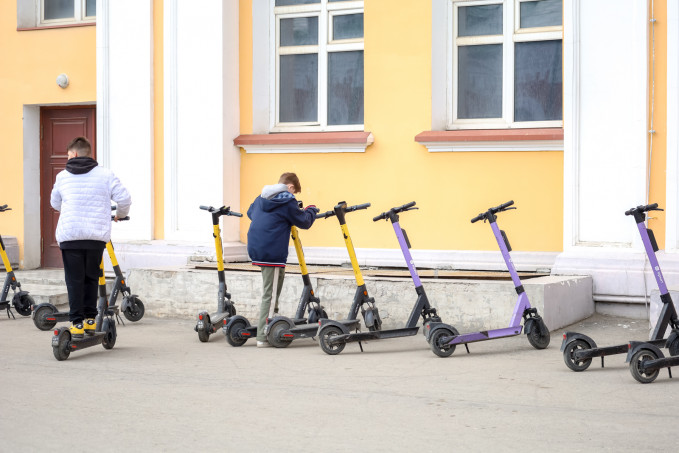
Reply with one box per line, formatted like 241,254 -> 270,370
13,294 -> 34,316
33,305 -> 57,331
102,318 -> 117,350
527,319 -> 550,350
562,339 -> 592,372
429,327 -> 458,358
668,336 -> 679,356
319,325 -> 346,355
123,296 -> 145,322
629,349 -> 660,384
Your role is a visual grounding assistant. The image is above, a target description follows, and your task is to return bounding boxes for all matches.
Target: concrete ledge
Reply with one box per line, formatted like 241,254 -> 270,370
0,236 -> 19,269
649,289 -> 679,338
128,267 -> 592,332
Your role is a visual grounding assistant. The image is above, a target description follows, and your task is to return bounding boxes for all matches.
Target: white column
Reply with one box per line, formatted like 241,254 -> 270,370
555,0 -> 651,304
667,0 -> 679,252
98,0 -> 154,241
164,0 -> 240,242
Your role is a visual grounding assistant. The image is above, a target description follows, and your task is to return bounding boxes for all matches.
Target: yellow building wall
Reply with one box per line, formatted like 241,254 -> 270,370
153,0 -> 165,240
0,4 -> 96,263
648,0 -> 667,247
238,0 -> 563,253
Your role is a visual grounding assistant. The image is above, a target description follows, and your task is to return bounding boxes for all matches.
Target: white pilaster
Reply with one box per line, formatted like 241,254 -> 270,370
667,0 -> 679,252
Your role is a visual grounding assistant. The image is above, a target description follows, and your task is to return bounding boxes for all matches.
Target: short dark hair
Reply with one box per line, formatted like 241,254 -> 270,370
67,136 -> 92,157
279,172 -> 301,193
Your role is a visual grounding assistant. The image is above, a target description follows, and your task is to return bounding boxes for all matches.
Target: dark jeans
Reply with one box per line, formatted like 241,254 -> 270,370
61,248 -> 105,323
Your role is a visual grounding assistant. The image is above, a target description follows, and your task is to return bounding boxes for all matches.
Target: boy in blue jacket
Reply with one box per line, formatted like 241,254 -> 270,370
247,173 -> 319,347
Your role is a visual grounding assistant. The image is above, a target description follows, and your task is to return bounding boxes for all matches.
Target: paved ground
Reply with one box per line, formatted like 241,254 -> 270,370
0,312 -> 676,452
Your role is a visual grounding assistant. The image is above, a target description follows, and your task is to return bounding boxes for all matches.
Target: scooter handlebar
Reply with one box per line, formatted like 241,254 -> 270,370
0,204 -> 10,212
373,201 -> 417,222
471,200 -> 515,223
345,202 -> 371,213
625,203 -> 663,216
199,205 -> 243,217
315,210 -> 335,219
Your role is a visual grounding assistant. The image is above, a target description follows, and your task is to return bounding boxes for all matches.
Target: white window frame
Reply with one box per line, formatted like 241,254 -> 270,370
271,0 -> 364,133
448,0 -> 563,130
40,0 -> 95,26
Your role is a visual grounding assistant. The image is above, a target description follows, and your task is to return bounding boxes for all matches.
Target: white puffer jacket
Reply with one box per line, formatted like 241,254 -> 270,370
51,160 -> 131,244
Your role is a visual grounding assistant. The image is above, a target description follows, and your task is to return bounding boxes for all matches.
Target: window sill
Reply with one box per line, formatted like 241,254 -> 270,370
234,132 -> 374,154
18,22 -> 96,32
415,128 -> 564,152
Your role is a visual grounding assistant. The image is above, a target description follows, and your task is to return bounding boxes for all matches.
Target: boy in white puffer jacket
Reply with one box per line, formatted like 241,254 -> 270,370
50,136 -> 131,339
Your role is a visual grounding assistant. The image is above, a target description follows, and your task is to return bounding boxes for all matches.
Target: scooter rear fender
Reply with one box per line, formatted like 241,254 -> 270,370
560,332 -> 597,352
626,341 -> 666,363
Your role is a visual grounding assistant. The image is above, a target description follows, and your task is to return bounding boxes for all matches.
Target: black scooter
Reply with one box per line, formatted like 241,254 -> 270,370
32,217 -> 144,330
0,204 -> 34,318
317,201 -> 442,355
195,205 -> 242,342
561,203 -> 679,377
52,259 -> 117,360
225,223 -> 326,347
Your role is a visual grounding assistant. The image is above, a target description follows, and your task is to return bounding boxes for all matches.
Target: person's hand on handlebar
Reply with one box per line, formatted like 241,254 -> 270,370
305,204 -> 320,215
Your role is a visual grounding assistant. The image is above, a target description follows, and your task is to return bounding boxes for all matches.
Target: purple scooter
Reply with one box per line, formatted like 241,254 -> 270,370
562,203 -> 679,378
425,200 -> 550,357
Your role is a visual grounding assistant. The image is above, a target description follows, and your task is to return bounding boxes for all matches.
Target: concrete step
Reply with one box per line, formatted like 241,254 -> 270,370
22,283 -> 69,307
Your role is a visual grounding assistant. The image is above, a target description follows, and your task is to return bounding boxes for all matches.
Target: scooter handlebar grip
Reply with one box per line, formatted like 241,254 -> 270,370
347,202 -> 371,212
372,213 -> 386,222
315,210 -> 335,219
199,205 -> 211,211
0,204 -> 8,210
229,211 -> 243,217
471,213 -> 484,223
500,200 -> 514,210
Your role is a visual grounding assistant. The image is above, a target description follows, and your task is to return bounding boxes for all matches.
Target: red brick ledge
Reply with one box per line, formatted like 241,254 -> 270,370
415,128 -> 563,143
234,131 -> 374,146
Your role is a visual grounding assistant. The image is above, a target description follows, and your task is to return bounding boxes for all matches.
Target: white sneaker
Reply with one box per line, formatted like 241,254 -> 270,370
256,340 -> 270,348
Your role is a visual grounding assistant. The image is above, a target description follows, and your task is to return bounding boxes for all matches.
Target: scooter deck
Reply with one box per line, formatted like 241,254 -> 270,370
288,318 -> 361,338
573,338 -> 667,361
335,326 -> 419,343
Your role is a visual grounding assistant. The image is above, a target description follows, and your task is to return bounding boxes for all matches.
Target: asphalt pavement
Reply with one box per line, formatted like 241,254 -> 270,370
0,313 -> 676,452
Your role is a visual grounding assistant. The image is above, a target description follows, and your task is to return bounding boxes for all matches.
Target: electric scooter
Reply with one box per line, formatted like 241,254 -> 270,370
194,205 -> 242,342
51,259 -> 117,360
224,224 -> 327,347
316,201 -> 442,355
32,217 -> 144,330
0,204 -> 34,318
426,200 -> 551,357
267,201 -> 373,350
561,203 -> 679,377
622,204 -> 679,383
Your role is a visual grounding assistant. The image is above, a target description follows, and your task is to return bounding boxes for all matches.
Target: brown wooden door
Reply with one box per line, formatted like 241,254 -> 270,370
40,106 -> 96,268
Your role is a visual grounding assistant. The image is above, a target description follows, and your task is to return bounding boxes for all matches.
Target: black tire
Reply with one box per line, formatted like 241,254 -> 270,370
102,319 -> 117,350
227,303 -> 237,317
668,337 -> 679,356
53,331 -> 71,361
13,294 -> 34,316
563,339 -> 592,372
630,349 -> 660,384
307,307 -> 327,325
268,320 -> 292,348
123,296 -> 145,322
197,313 -> 211,343
225,319 -> 248,347
429,327 -> 459,358
527,319 -> 551,349
33,305 -> 57,331
319,325 -> 346,355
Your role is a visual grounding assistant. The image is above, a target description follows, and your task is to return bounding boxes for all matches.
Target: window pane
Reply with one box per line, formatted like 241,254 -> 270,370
333,14 -> 363,40
44,0 -> 74,20
276,0 -> 320,5
520,0 -> 562,28
457,45 -> 502,119
280,17 -> 318,46
515,40 -> 562,122
458,5 -> 502,37
279,54 -> 318,122
86,0 -> 96,17
328,51 -> 364,125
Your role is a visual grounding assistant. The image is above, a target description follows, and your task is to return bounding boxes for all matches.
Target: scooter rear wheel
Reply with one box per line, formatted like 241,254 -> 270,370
225,319 -> 248,347
13,294 -> 34,316
527,319 -> 550,350
319,325 -> 346,355
562,339 -> 592,372
123,296 -> 145,322
33,305 -> 57,331
268,320 -> 292,348
429,327 -> 458,358
629,349 -> 660,384
102,318 -> 117,350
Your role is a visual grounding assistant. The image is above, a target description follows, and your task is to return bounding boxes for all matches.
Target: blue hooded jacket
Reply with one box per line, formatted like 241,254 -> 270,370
247,184 -> 316,266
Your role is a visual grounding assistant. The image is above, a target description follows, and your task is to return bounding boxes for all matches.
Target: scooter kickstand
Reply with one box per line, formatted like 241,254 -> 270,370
115,311 -> 125,326
464,344 -> 470,354
358,341 -> 364,352
601,357 -> 605,368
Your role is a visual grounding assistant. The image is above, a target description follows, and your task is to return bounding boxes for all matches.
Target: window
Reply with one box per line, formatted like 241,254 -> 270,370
41,0 -> 96,25
449,0 -> 562,129
273,0 -> 364,132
